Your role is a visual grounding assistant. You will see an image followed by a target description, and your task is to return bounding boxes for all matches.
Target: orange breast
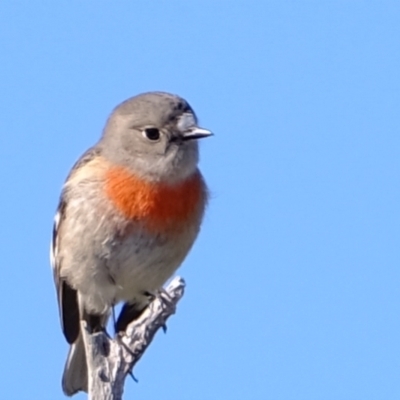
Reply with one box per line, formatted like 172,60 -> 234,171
104,166 -> 207,233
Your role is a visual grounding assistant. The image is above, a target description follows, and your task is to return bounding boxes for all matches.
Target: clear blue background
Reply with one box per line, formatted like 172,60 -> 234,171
0,2 -> 399,399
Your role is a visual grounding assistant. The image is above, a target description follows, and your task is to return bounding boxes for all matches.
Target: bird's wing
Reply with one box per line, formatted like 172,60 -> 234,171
51,147 -> 101,344
51,197 -> 80,344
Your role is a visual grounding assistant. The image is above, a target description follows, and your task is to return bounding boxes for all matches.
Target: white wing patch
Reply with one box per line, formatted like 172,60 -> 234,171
50,209 -> 61,272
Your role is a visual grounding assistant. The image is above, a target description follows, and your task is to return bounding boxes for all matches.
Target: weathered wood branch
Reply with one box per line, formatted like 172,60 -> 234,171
80,276 -> 186,400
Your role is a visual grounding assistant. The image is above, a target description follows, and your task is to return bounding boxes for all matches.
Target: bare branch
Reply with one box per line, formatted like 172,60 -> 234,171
80,276 -> 186,400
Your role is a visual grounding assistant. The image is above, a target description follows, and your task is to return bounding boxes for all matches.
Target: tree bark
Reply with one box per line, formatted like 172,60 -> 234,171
80,276 -> 186,400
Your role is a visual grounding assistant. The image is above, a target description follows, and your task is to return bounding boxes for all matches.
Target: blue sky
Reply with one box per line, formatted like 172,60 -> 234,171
1,1 -> 400,399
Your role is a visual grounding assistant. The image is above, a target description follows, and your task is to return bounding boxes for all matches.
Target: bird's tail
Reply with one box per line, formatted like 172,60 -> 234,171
62,334 -> 88,396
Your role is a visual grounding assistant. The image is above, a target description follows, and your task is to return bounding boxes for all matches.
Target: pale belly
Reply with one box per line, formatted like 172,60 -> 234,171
63,222 -> 200,315
109,227 -> 198,301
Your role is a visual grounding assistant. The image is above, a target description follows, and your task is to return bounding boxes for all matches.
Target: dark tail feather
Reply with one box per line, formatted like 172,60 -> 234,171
116,302 -> 147,333
62,334 -> 88,396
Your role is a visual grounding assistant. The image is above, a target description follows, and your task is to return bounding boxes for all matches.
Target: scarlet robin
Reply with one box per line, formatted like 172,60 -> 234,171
51,92 -> 211,396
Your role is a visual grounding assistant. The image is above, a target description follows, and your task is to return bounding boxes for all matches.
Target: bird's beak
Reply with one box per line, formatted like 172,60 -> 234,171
182,127 -> 213,141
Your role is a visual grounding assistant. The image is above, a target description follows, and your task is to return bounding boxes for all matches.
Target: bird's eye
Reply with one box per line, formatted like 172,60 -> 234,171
143,128 -> 161,141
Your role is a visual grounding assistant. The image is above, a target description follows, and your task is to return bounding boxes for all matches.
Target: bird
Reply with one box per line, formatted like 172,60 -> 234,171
50,91 -> 211,396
